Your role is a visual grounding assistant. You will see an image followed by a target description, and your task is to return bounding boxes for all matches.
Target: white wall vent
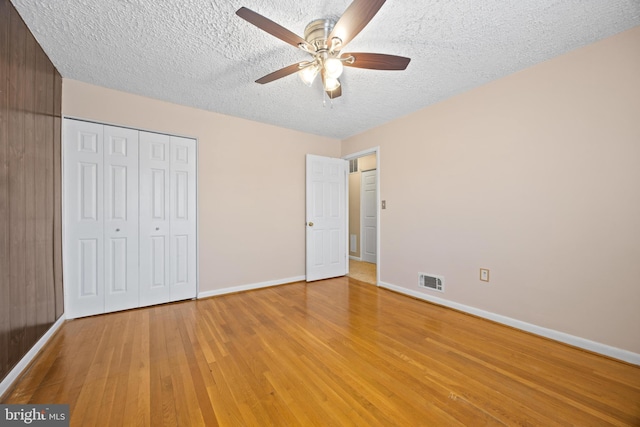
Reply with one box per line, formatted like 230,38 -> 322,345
419,273 -> 444,292
349,158 -> 358,173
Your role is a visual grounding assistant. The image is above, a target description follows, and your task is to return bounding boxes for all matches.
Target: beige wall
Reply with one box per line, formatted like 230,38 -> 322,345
349,154 -> 377,258
63,80 -> 340,291
342,27 -> 640,354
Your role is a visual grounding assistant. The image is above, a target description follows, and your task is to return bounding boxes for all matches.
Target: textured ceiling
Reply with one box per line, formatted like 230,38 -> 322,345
12,0 -> 640,139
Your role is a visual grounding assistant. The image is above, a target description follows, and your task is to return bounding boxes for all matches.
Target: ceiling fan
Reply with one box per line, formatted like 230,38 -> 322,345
236,0 -> 411,99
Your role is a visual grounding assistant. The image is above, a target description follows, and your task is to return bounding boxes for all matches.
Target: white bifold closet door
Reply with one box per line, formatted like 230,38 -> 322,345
168,136 -> 197,301
64,120 -> 140,318
104,125 -> 140,312
138,132 -> 197,307
64,119 -> 197,319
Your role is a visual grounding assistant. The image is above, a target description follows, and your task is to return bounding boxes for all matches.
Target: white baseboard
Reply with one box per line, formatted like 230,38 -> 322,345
198,276 -> 306,299
349,256 -> 362,261
0,314 -> 66,398
378,281 -> 640,366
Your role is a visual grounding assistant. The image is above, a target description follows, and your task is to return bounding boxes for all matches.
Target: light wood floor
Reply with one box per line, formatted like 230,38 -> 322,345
3,278 -> 639,426
348,259 -> 376,284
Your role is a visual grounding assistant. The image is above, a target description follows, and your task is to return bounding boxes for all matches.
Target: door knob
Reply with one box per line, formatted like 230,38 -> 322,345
156,227 -> 160,231
115,228 -> 120,232
308,222 -> 314,227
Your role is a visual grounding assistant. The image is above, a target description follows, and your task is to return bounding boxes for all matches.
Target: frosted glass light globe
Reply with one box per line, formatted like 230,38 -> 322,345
299,65 -> 319,87
323,76 -> 340,92
324,58 -> 344,79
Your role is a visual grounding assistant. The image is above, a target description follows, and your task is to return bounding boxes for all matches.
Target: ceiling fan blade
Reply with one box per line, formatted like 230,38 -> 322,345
344,53 -> 411,70
327,84 -> 342,99
328,0 -> 386,48
236,7 -> 308,49
255,63 -> 303,84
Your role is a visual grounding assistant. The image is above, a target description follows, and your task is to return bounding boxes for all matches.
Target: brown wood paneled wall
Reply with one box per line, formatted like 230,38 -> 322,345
0,0 -> 63,383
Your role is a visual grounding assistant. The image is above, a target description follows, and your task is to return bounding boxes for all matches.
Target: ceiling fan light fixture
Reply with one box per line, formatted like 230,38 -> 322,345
237,1 -> 411,100
299,64 -> 319,86
323,76 -> 340,92
323,57 -> 344,79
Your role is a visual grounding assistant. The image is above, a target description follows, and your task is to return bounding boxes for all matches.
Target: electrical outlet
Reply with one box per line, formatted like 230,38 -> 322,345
480,268 -> 490,282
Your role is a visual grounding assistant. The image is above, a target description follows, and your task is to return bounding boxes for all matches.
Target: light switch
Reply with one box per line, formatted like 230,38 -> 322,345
381,200 -> 386,209
480,268 -> 490,282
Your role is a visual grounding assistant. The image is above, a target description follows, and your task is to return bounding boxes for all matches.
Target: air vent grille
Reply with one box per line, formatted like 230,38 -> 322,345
419,273 -> 444,292
349,158 -> 358,173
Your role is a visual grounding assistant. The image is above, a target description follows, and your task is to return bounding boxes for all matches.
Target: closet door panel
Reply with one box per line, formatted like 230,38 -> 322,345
170,136 -> 197,301
64,120 -> 105,318
139,131 -> 171,307
104,125 -> 139,312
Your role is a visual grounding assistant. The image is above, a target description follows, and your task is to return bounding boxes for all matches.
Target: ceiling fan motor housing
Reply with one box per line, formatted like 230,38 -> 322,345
304,19 -> 336,51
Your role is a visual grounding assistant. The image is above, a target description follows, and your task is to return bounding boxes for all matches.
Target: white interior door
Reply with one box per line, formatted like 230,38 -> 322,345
139,131 -> 171,306
103,125 -> 139,312
169,136 -> 197,301
361,169 -> 377,264
306,154 -> 348,282
64,120 -> 105,318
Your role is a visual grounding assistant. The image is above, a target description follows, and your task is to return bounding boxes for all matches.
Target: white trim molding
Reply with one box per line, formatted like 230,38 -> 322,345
378,281 -> 640,366
0,315 -> 66,398
343,146 -> 381,289
198,276 -> 306,299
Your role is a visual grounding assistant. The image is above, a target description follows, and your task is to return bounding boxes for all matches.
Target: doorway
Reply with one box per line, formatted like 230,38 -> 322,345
344,148 -> 379,285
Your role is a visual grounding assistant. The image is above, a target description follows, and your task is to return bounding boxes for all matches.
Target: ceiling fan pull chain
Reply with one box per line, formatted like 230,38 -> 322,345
321,91 -> 335,109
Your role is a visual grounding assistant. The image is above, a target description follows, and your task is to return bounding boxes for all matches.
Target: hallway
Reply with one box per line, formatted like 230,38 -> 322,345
348,259 -> 376,284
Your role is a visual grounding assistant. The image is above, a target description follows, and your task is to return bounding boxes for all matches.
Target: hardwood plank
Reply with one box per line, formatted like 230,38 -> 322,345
175,307 -> 219,425
126,310 -> 151,426
57,319 -> 110,411
70,324 -> 112,425
148,307 -> 179,427
348,259 -> 376,284
0,0 -> 12,381
2,279 -> 639,426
